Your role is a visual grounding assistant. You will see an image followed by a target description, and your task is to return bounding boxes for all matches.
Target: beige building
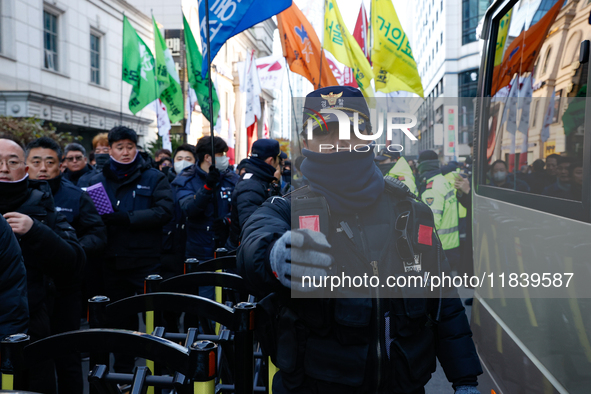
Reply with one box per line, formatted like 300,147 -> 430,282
493,0 -> 590,165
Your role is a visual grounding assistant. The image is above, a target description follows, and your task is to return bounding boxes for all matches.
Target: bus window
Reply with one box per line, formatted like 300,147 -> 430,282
482,0 -> 587,201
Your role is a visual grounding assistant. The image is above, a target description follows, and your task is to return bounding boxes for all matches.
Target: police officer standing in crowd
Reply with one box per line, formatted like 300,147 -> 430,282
0,137 -> 85,393
227,139 -> 281,250
25,137 -> 107,394
81,126 -> 173,373
417,150 -> 461,271
238,86 -> 481,393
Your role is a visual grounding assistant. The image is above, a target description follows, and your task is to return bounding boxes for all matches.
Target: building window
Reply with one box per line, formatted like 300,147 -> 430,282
542,47 -> 552,75
44,11 -> 58,71
462,0 -> 489,45
441,32 -> 443,45
436,41 -> 438,52
436,11 -> 438,22
441,0 -> 443,11
90,33 -> 100,84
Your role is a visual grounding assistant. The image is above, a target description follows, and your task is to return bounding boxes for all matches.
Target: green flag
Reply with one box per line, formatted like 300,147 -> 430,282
122,16 -> 158,114
153,16 -> 184,123
183,14 -> 220,125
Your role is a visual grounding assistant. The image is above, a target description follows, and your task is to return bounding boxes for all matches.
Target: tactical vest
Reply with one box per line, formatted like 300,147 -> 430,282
257,177 -> 447,392
421,173 -> 459,250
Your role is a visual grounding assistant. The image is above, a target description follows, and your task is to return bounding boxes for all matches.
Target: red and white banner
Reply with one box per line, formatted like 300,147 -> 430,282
150,99 -> 172,151
228,114 -> 236,165
353,4 -> 370,63
255,56 -> 286,91
240,50 -> 262,130
263,101 -> 270,139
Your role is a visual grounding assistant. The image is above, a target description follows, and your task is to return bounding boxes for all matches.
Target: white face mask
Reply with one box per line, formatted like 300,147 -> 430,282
493,171 -> 506,183
215,156 -> 229,172
174,160 -> 193,174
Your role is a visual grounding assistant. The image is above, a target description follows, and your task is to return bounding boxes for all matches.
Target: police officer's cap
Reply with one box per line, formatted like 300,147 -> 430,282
302,86 -> 370,134
250,139 -> 280,161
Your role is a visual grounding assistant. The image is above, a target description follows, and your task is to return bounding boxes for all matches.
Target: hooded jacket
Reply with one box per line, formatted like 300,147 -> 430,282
227,158 -> 279,249
173,163 -> 239,260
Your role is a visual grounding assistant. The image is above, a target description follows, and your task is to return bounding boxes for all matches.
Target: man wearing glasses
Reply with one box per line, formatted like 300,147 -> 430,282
0,137 -> 85,393
25,136 -> 106,394
238,87 -> 481,394
62,143 -> 93,186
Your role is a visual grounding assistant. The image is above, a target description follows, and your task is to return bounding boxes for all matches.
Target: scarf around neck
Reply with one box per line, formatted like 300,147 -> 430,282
109,152 -> 140,180
418,159 -> 440,176
0,174 -> 29,214
301,146 -> 385,214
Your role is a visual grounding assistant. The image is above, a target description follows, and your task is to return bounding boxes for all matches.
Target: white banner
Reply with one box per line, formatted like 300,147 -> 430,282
240,50 -> 261,128
443,105 -> 458,160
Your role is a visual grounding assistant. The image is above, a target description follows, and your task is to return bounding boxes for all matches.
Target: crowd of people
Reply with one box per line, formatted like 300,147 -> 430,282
0,128 -> 288,393
0,86 -> 580,394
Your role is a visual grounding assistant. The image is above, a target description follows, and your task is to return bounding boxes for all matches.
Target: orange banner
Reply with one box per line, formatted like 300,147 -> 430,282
277,3 -> 338,89
491,0 -> 562,96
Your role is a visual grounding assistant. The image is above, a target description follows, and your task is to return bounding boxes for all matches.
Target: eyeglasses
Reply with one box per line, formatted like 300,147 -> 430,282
0,159 -> 24,170
395,211 -> 415,261
65,155 -> 85,162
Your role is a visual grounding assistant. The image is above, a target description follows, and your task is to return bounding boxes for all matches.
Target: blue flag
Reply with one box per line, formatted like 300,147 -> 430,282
199,0 -> 292,78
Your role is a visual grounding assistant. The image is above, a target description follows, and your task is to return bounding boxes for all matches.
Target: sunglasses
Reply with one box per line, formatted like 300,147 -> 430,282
395,211 -> 415,261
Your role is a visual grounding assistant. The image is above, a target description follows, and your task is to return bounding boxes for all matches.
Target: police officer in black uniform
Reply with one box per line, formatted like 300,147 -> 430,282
238,87 -> 482,394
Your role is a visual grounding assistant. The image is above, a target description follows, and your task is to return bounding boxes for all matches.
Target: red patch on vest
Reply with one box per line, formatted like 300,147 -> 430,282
418,225 -> 433,245
426,181 -> 433,189
398,176 -> 405,181
299,215 -> 320,232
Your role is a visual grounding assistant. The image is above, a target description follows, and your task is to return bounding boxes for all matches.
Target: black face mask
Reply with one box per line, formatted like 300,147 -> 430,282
282,169 -> 291,177
95,154 -> 110,169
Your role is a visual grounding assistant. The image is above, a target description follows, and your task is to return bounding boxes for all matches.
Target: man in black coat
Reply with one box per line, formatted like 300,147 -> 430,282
237,87 -> 482,394
81,126 -> 173,373
0,137 -> 85,394
227,139 -> 281,250
62,143 -> 93,186
26,137 -> 107,394
0,215 -> 27,342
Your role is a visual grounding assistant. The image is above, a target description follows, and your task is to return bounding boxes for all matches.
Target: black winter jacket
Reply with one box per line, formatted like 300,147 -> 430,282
82,156 -> 173,267
52,176 -> 107,255
0,215 -> 28,341
227,158 -> 279,249
13,183 -> 85,313
238,188 -> 482,392
173,164 -> 239,260
63,163 -> 93,186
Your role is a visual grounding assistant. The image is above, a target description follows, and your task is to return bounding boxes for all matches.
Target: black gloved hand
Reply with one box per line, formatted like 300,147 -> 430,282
212,217 -> 230,247
205,167 -> 221,190
102,211 -> 130,226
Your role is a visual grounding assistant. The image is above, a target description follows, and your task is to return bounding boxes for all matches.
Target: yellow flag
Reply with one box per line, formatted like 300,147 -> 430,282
324,0 -> 374,97
494,9 -> 512,66
371,0 -> 423,97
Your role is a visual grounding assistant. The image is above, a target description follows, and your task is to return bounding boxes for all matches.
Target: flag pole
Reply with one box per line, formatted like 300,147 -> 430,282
287,70 -> 303,155
204,0 -> 216,169
151,11 -> 161,145
180,7 -> 187,143
203,0 -> 219,220
120,12 -> 125,125
318,0 -> 326,89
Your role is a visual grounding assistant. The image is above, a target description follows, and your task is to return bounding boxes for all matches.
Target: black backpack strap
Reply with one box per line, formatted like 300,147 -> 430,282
383,175 -> 418,200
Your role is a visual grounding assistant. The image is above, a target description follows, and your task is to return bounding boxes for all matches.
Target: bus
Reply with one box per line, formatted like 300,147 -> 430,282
473,0 -> 591,392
